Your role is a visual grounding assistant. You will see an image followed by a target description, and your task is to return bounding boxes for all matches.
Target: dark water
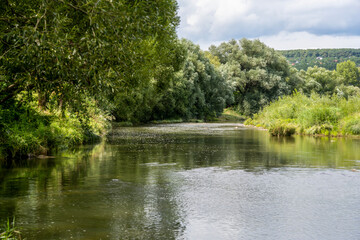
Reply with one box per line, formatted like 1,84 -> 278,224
1,123 -> 360,240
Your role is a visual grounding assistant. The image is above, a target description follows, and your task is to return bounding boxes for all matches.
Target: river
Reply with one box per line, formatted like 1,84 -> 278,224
1,123 -> 360,239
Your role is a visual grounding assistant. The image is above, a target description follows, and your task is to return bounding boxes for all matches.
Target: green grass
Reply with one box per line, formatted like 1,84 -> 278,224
268,120 -> 296,136
0,218 -> 21,240
112,121 -> 134,127
214,108 -> 246,122
150,119 -> 184,124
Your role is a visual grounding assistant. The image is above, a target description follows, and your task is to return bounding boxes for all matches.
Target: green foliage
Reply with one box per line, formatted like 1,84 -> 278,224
0,0 -> 180,117
0,95 -> 110,160
298,105 -> 340,129
110,33 -> 185,123
0,0 -> 180,160
341,114 -> 360,135
280,49 -> 360,70
0,218 -> 21,240
151,119 -> 184,124
247,92 -> 360,136
299,66 -> 338,95
210,39 -> 297,116
151,39 -> 234,121
269,121 -> 296,137
3,0 -> 360,162
203,51 -> 222,68
294,62 -> 360,98
336,60 -> 360,86
215,108 -> 245,122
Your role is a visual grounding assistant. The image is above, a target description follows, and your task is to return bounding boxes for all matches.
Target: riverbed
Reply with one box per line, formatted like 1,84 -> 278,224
1,123 -> 360,239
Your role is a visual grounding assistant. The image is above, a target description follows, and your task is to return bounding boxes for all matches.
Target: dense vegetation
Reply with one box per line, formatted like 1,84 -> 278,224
2,0 -> 360,160
280,49 -> 360,70
151,39 -> 233,121
245,61 -> 360,136
0,0 -> 181,159
245,93 -> 360,137
208,39 -> 301,115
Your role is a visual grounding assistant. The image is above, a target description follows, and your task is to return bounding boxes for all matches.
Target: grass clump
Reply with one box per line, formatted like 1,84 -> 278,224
0,218 -> 21,240
268,120 -> 296,136
341,113 -> 360,135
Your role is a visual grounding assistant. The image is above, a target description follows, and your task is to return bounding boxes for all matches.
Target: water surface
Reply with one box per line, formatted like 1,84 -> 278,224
1,123 -> 360,239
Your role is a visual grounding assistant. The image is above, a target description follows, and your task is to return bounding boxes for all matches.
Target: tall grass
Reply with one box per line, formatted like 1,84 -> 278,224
0,218 -> 21,240
245,92 -> 360,136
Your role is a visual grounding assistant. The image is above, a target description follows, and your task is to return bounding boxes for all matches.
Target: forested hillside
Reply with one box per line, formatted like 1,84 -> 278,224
279,49 -> 360,70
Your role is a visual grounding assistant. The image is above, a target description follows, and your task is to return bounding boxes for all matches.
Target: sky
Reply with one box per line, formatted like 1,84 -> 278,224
176,0 -> 360,50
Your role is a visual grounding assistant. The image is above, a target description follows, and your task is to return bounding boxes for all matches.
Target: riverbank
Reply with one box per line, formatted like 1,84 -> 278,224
0,107 -> 243,161
0,104 -> 110,161
245,93 -> 360,137
212,108 -> 246,122
148,108 -> 245,124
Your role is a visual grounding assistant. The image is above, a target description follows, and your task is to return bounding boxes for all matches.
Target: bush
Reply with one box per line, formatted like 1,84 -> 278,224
298,106 -> 340,128
304,123 -> 334,135
341,114 -> 360,135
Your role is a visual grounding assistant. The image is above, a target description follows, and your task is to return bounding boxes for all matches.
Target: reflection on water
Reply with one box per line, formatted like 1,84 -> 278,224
1,123 -> 360,239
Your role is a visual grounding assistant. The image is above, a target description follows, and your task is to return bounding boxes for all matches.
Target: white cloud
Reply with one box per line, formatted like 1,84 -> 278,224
177,0 -> 360,50
259,32 -> 360,50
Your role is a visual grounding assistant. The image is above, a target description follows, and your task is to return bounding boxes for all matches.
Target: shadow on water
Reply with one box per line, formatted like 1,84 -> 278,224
1,123 -> 360,239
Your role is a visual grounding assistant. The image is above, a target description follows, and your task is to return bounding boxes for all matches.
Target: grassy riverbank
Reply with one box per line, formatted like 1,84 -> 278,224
214,108 -> 246,122
245,93 -> 360,137
1,105 -> 244,161
0,102 -> 110,161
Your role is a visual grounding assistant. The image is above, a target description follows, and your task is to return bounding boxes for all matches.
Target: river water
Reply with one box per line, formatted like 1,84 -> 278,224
1,123 -> 360,239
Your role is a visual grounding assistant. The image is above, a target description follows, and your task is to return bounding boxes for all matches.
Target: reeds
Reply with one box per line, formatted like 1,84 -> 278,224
0,218 -> 21,240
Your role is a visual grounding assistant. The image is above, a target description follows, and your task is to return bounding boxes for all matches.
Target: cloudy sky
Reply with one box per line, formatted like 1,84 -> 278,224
177,0 -> 360,50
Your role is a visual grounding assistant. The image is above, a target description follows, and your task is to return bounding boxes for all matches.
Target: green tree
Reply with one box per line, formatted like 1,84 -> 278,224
0,0 -> 180,113
211,39 -> 296,116
300,66 -> 338,96
152,39 -> 233,120
336,60 -> 360,87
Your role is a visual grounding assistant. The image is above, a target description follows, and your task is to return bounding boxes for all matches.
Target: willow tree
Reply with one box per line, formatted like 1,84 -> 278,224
298,66 -> 337,96
336,60 -> 360,87
152,39 -> 234,120
210,39 -> 299,116
0,0 -> 180,113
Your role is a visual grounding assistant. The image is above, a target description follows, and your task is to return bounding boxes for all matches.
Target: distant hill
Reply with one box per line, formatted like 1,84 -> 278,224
278,49 -> 360,70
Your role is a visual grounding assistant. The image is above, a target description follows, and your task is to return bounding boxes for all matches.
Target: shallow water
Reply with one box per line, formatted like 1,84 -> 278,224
1,123 -> 360,239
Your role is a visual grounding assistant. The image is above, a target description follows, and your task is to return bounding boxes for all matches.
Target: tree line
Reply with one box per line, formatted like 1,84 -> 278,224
280,49 -> 360,70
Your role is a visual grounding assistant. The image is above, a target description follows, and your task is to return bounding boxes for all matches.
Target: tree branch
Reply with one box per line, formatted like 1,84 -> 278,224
57,0 -> 89,15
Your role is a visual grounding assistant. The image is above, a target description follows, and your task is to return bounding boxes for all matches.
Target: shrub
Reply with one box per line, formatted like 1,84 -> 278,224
0,99 -> 110,159
341,114 -> 360,135
298,106 -> 340,128
269,121 -> 296,136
